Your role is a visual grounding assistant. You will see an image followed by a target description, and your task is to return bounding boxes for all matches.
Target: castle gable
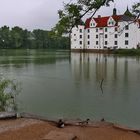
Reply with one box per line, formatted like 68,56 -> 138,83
85,15 -> 122,28
107,16 -> 116,26
89,18 -> 97,27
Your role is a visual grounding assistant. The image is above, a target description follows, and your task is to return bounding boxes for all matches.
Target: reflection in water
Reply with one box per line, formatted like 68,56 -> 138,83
124,59 -> 128,81
1,50 -> 140,129
71,53 -> 137,85
0,49 -> 69,68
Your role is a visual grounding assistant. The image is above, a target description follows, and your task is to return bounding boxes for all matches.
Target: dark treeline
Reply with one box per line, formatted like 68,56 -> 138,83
0,26 -> 69,49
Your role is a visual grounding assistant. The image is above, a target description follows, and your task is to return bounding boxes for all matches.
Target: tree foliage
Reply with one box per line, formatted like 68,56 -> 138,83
54,0 -> 114,35
0,26 -> 69,49
0,78 -> 20,112
54,0 -> 140,35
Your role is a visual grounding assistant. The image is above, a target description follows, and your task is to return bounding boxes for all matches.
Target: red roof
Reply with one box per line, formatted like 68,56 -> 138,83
85,15 -> 122,28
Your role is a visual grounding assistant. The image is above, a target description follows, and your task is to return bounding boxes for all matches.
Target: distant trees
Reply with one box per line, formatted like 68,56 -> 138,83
0,26 -> 69,49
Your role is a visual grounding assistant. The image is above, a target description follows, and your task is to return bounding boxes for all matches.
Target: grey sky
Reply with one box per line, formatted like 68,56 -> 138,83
0,0 -> 139,30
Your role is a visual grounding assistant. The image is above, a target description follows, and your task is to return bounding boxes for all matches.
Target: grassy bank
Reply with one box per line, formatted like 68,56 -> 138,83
113,49 -> 140,56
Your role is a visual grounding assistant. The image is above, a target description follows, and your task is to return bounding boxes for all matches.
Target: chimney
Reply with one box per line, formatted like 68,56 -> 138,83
98,15 -> 101,18
113,8 -> 117,15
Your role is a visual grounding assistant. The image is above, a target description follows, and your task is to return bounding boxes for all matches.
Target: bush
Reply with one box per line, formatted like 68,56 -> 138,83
0,78 -> 20,112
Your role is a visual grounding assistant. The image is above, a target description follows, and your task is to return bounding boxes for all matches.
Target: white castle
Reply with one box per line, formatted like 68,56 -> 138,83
71,8 -> 140,51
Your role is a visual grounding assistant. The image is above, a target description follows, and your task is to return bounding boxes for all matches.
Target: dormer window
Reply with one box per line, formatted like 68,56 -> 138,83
108,17 -> 115,26
109,21 -> 114,25
90,23 -> 95,27
90,19 -> 96,27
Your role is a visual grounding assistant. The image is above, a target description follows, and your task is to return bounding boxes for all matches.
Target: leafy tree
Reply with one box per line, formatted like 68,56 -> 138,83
0,26 -> 11,48
0,78 -> 20,112
0,26 -> 69,49
10,26 -> 24,48
55,0 -> 140,35
54,0 -> 114,35
33,29 -> 50,49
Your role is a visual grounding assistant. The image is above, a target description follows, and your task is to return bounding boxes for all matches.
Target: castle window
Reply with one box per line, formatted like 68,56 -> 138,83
125,25 -> 129,30
105,41 -> 108,45
88,41 -> 90,45
90,23 -> 92,27
105,28 -> 107,32
87,29 -> 90,33
74,34 -> 76,36
125,33 -> 129,37
96,41 -> 98,45
96,28 -> 98,32
105,34 -> 107,38
80,35 -> 82,38
125,40 -> 129,45
115,27 -> 118,31
115,34 -> 118,38
87,35 -> 90,39
114,41 -> 117,45
79,41 -> 82,45
80,29 -> 82,33
96,35 -> 98,38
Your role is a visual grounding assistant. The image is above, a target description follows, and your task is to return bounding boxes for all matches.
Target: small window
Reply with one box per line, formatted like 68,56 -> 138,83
87,35 -> 90,39
87,29 -> 90,33
115,27 -> 118,31
125,25 -> 129,30
125,40 -> 129,45
105,28 -> 107,32
79,41 -> 82,45
125,33 -> 129,37
96,35 -> 98,38
105,41 -> 107,45
96,41 -> 98,45
115,34 -> 117,38
96,28 -> 98,32
74,34 -> 76,36
80,29 -> 82,33
114,41 -> 117,45
105,34 -> 107,38
80,35 -> 82,38
90,23 -> 92,27
88,41 -> 90,45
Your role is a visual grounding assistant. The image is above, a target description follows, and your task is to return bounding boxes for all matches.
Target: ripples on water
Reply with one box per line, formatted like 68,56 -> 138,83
0,49 -> 140,129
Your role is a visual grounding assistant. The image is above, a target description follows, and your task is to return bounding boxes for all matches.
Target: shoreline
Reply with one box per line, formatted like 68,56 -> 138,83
71,48 -> 140,56
0,118 -> 140,140
1,112 -> 138,133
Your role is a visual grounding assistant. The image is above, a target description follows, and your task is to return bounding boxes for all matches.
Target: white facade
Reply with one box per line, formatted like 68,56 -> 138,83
71,25 -> 85,50
71,9 -> 140,51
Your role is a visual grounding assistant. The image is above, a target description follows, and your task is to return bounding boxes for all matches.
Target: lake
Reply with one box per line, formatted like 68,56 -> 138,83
0,49 -> 140,129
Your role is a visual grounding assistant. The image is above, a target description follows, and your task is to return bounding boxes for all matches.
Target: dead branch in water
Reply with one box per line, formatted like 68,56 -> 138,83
100,78 -> 104,94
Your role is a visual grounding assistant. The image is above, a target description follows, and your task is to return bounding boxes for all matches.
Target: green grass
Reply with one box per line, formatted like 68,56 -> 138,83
112,49 -> 140,56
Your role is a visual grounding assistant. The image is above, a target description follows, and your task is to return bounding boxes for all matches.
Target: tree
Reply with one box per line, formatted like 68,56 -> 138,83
55,0 -> 140,36
0,26 -> 11,48
10,26 -> 24,48
0,78 -> 20,112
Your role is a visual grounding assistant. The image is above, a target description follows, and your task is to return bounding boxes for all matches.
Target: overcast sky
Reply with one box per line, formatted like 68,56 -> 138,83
0,0 -> 139,30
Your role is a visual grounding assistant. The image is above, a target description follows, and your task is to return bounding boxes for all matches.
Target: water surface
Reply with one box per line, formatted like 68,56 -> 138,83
0,49 -> 140,129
